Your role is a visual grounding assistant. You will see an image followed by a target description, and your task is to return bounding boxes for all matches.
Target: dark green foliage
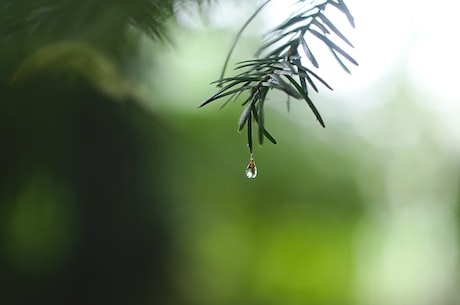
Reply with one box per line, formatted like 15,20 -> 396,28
200,0 -> 358,153
0,72 -> 175,305
0,0 -> 211,87
0,0 -> 192,45
0,2 -> 201,304
0,0 -> 209,71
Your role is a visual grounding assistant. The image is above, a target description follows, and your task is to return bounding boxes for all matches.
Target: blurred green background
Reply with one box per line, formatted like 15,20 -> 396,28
1,1 -> 460,305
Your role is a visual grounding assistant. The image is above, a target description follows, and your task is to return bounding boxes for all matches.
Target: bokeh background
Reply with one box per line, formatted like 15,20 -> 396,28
1,0 -> 460,304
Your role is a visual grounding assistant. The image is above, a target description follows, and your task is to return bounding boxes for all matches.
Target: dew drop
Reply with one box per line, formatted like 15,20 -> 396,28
245,157 -> 257,179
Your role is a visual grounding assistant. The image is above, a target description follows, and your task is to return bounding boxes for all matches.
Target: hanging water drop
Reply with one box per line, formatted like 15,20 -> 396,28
245,157 -> 257,179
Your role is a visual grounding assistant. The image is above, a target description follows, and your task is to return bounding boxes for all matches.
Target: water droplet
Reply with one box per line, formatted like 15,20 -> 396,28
245,158 -> 257,179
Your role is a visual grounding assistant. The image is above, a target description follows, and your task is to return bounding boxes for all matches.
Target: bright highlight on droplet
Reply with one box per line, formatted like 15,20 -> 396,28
245,157 -> 257,178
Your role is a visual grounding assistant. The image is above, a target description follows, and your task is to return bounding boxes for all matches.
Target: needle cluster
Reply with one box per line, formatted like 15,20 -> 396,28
199,0 -> 357,153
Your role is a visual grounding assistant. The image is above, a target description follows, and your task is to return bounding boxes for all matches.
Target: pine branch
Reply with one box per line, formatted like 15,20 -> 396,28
200,0 -> 358,154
